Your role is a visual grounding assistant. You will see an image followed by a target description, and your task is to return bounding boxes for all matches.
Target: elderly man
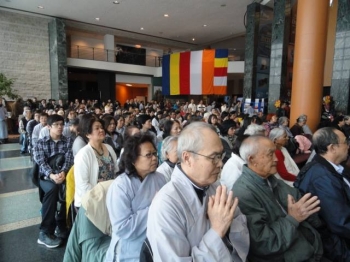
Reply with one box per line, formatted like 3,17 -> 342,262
295,127 -> 350,261
147,122 -> 249,261
233,135 -> 325,262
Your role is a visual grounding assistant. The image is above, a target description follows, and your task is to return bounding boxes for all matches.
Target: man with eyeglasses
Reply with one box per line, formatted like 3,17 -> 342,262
147,122 -> 249,261
295,127 -> 350,261
233,135 -> 325,262
33,114 -> 74,248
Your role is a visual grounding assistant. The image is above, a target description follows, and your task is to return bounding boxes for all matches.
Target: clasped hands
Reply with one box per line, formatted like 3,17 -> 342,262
49,171 -> 66,184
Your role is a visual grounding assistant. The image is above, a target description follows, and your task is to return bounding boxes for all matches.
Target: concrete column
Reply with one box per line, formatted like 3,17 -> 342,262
48,18 -> 68,100
290,0 -> 329,132
104,34 -> 115,62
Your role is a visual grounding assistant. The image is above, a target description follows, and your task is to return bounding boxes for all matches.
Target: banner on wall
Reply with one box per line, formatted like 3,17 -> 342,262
162,49 -> 228,95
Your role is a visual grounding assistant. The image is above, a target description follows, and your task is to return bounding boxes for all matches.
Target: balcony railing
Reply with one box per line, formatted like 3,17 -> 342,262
68,45 -> 162,67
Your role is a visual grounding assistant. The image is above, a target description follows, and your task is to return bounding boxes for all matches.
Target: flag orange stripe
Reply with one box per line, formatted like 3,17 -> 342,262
202,50 -> 215,94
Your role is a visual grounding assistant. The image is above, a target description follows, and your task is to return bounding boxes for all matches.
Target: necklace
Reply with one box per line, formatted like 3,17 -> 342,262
91,145 -> 104,156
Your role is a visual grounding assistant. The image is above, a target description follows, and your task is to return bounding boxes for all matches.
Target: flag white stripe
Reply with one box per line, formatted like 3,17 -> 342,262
190,51 -> 202,94
214,76 -> 227,86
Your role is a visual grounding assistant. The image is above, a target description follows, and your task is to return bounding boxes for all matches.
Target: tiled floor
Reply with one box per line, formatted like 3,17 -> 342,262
0,143 -> 65,262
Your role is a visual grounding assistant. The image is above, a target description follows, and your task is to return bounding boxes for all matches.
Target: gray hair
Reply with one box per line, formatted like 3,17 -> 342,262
313,127 -> 339,155
161,136 -> 178,161
269,128 -> 286,141
278,116 -> 289,126
239,135 -> 269,162
177,122 -> 216,162
244,124 -> 266,136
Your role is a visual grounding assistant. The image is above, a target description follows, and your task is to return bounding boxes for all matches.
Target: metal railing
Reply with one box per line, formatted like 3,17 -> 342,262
68,45 -> 162,67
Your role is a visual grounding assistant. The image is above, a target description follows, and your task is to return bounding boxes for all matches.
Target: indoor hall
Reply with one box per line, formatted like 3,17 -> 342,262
0,141 -> 65,262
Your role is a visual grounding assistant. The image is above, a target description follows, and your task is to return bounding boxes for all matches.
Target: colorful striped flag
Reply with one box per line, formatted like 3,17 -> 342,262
162,49 -> 228,95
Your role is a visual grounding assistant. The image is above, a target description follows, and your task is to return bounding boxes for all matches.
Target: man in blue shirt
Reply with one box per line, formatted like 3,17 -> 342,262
33,114 -> 74,248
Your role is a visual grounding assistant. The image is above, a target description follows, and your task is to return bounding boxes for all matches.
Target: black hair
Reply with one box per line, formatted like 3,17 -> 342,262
101,115 -> 115,135
162,120 -> 180,139
208,114 -> 218,125
117,133 -> 156,176
136,114 -> 151,129
47,115 -> 64,126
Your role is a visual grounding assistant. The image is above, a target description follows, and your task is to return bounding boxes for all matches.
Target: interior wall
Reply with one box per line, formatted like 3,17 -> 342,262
324,0 -> 338,86
115,84 -> 148,105
70,35 -> 104,49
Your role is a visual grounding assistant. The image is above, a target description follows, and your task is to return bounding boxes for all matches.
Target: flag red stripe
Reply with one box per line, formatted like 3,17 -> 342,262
214,67 -> 228,77
179,52 -> 190,95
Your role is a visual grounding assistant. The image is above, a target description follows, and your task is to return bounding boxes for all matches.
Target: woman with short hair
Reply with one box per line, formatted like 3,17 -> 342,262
105,133 -> 166,261
156,136 -> 178,182
74,116 -> 118,208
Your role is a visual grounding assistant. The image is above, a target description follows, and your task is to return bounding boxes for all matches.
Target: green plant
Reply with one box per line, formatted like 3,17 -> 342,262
0,73 -> 19,99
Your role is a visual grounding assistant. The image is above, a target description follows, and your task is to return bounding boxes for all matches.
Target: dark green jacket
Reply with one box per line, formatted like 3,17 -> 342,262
232,165 -> 323,262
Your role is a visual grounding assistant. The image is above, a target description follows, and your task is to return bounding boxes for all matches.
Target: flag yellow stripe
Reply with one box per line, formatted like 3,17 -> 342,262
214,57 -> 228,68
170,53 -> 180,95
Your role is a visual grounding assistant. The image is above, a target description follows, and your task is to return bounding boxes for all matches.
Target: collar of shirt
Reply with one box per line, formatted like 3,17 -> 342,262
326,159 -> 344,174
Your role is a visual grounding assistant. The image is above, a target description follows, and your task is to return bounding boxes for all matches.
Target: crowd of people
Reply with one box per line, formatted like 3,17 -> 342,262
1,95 -> 350,261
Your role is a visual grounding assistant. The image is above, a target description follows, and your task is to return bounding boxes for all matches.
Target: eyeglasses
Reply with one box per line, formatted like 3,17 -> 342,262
139,151 -> 158,159
335,138 -> 350,146
189,151 -> 226,165
51,123 -> 64,127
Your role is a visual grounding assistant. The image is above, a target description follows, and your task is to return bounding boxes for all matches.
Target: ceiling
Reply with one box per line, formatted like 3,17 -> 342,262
0,0 -> 274,58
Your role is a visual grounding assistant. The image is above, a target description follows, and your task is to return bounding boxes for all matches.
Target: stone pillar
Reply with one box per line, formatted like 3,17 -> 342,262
104,34 -> 115,62
268,0 -> 291,113
330,0 -> 350,114
290,0 -> 329,132
48,18 -> 68,100
243,3 -> 260,101
243,3 -> 273,107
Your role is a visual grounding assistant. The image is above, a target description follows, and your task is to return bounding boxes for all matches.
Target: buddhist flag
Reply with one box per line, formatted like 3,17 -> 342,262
162,49 -> 228,95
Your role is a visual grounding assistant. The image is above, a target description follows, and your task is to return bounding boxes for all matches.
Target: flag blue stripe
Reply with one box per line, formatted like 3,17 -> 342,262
215,49 -> 228,58
162,55 -> 170,95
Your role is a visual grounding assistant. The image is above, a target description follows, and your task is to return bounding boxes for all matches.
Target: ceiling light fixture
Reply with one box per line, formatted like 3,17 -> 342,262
112,1 -> 119,4
140,27 -> 144,30
203,24 -> 207,27
126,84 -> 132,86
135,45 -> 141,48
164,14 -> 169,17
37,5 -> 44,9
95,18 -> 100,21
192,38 -> 195,41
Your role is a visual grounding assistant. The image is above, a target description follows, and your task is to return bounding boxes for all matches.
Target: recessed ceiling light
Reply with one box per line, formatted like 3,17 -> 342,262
112,1 -> 119,4
233,48 -> 237,50
37,5 -> 44,9
95,18 -> 100,21
192,38 -> 195,41
140,27 -> 144,30
135,45 -> 141,48
164,14 -> 169,17
126,84 -> 132,86
221,4 -> 226,7
203,24 -> 207,27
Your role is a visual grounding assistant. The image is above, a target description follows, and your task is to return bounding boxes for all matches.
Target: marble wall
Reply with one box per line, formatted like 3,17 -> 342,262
330,0 -> 350,113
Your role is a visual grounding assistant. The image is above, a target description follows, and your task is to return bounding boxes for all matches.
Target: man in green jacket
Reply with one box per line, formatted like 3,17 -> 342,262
233,135 -> 327,262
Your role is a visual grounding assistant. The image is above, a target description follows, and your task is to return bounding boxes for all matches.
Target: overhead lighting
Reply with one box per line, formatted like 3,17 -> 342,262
164,14 -> 169,17
203,24 -> 207,27
192,38 -> 195,41
112,1 -> 119,4
233,48 -> 237,50
126,84 -> 132,87
330,0 -> 333,6
95,18 -> 100,21
37,5 -> 44,9
140,27 -> 144,30
135,44 -> 141,48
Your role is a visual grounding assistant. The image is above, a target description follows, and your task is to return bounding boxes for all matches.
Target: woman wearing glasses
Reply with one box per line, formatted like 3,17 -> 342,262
105,133 -> 166,262
74,115 -> 118,208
